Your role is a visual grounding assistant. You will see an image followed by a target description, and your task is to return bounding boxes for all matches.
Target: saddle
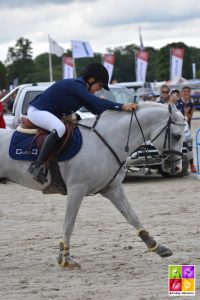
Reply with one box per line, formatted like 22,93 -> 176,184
17,115 -> 77,195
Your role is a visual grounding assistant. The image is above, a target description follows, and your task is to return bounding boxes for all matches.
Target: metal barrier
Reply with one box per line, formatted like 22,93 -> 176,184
196,128 -> 200,179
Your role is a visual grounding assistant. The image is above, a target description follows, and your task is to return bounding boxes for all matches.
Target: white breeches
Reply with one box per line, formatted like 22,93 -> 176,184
27,106 -> 66,138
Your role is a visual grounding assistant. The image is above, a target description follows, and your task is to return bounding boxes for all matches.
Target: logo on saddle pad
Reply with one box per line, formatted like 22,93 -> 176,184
9,129 -> 82,162
16,148 -> 38,156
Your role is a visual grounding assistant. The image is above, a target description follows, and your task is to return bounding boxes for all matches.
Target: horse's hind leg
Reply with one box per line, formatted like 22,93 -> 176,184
58,186 -> 86,269
101,183 -> 173,258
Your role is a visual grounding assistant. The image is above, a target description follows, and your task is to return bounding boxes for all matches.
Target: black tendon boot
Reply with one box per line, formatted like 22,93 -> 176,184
28,129 -> 60,184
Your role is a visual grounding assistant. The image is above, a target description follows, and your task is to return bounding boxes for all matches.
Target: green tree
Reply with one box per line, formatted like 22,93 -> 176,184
5,37 -> 200,86
111,44 -> 137,82
6,37 -> 33,64
31,53 -> 63,82
190,47 -> 200,78
6,37 -> 35,85
146,47 -> 158,82
156,45 -> 171,81
104,44 -> 157,83
0,61 -> 8,90
156,42 -> 192,81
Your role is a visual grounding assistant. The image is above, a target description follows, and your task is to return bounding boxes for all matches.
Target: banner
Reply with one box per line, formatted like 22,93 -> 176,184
170,48 -> 184,80
135,51 -> 149,82
48,36 -> 65,57
63,56 -> 74,79
71,40 -> 94,58
103,54 -> 115,83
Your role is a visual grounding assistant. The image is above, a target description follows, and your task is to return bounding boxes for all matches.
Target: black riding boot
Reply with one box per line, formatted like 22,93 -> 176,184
28,130 -> 60,184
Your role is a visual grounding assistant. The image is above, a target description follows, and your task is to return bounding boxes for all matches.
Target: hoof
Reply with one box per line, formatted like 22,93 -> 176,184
154,244 -> 173,257
57,240 -> 81,269
58,255 -> 81,269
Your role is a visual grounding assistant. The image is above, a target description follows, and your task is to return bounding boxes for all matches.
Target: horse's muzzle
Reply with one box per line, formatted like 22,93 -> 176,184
162,160 -> 182,175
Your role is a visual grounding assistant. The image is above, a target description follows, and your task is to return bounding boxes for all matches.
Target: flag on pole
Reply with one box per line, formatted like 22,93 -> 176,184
71,40 -> 94,58
135,27 -> 149,82
63,56 -> 74,79
49,36 -> 65,57
135,51 -> 149,82
139,27 -> 144,51
48,35 -> 65,82
103,54 -> 115,83
170,48 -> 184,80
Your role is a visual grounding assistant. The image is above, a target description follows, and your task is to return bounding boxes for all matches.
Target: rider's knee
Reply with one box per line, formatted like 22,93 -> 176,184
57,123 -> 66,138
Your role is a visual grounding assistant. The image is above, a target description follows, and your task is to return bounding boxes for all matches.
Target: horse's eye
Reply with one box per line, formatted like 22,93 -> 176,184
174,134 -> 181,140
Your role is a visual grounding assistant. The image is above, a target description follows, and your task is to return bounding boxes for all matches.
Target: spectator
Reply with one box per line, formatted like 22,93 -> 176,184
137,88 -> 156,102
0,102 -> 6,128
111,79 -> 118,84
147,90 -> 159,102
176,86 -> 197,173
169,89 -> 181,105
158,85 -> 170,104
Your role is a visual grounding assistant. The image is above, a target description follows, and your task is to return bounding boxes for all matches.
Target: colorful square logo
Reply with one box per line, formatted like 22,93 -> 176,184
182,266 -> 195,279
182,279 -> 195,292
169,265 -> 182,279
169,279 -> 182,291
168,265 -> 195,296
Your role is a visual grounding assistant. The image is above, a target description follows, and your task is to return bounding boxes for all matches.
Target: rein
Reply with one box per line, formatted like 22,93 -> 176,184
77,116 -> 126,188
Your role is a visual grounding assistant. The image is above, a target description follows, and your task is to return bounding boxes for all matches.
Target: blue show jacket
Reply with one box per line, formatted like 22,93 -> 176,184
30,78 -> 123,117
176,99 -> 193,127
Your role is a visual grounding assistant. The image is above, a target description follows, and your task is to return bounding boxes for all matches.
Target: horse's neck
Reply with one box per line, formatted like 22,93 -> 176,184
131,104 -> 169,145
96,111 -> 134,149
94,106 -> 168,158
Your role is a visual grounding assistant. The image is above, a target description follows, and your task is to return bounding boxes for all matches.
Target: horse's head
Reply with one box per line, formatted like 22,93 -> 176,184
150,104 -> 185,175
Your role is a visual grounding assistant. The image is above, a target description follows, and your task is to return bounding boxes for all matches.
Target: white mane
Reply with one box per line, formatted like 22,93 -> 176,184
138,101 -> 166,109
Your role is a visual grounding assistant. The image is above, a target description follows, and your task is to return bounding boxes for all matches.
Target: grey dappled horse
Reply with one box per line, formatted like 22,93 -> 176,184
0,102 -> 184,269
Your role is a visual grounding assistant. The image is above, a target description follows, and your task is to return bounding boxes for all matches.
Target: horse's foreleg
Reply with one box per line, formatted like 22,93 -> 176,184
101,183 -> 173,258
58,186 -> 86,269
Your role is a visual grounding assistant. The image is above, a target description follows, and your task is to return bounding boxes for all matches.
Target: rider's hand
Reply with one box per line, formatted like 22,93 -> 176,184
122,103 -> 138,112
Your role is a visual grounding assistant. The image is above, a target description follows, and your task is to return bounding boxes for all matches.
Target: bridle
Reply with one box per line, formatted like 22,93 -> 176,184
148,105 -> 183,163
77,104 -> 183,188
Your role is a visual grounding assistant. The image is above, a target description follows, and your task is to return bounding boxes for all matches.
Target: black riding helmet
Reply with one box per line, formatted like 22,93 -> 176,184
80,62 -> 110,91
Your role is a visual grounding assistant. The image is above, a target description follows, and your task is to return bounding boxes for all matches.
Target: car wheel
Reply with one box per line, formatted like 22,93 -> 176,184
178,160 -> 189,177
159,160 -> 189,178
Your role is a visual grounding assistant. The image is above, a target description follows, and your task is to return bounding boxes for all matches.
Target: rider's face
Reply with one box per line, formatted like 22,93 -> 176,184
88,78 -> 103,94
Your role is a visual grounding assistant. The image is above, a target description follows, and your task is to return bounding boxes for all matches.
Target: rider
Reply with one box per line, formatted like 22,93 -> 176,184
27,62 -> 138,184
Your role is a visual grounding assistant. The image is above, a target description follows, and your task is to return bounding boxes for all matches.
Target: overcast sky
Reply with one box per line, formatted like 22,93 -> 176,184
1,0 -> 200,62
